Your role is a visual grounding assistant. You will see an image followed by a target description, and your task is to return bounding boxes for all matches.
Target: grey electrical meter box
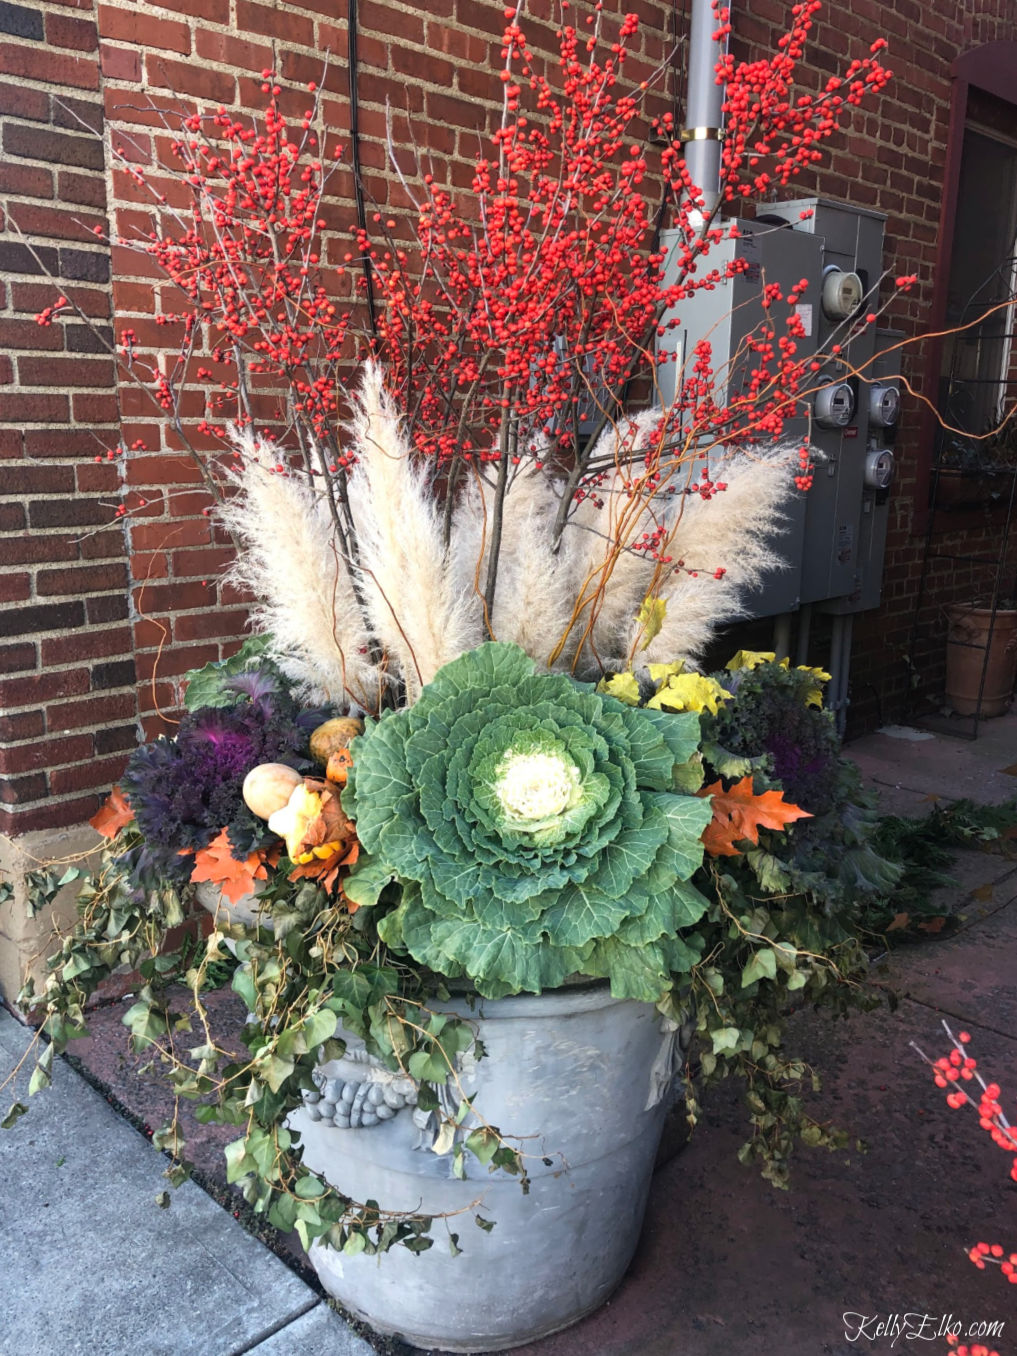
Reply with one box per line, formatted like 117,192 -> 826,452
824,328 -> 902,615
657,198 -> 890,618
656,218 -> 824,616
759,198 -> 887,607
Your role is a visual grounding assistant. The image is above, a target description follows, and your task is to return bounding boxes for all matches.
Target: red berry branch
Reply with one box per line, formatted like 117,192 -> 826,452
31,1 -> 891,606
913,1020 -> 1016,1354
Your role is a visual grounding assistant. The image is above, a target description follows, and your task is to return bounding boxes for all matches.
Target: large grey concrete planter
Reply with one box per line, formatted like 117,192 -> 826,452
291,983 -> 687,1352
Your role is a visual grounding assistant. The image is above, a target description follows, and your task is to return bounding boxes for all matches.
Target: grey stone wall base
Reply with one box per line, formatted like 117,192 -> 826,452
0,825 -> 99,1006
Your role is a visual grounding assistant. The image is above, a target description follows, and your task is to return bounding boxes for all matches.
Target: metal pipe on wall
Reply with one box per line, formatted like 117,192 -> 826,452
835,615 -> 854,737
684,0 -> 726,213
772,612 -> 792,662
827,614 -> 854,737
828,615 -> 844,719
795,603 -> 813,667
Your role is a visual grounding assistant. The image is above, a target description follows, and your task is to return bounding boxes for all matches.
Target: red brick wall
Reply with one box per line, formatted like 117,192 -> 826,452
3,0 -> 1017,834
0,0 -> 139,835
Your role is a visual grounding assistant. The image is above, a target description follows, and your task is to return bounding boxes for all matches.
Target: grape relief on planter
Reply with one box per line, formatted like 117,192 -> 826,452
300,1008 -> 696,1149
302,1034 -> 424,1131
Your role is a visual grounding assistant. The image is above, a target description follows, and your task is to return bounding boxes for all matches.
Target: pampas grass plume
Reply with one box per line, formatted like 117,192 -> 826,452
218,428 -> 381,710
346,362 -> 480,702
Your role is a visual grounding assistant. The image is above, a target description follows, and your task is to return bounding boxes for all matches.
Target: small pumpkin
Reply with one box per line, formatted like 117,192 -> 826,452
325,748 -> 354,786
309,717 -> 364,767
242,762 -> 303,820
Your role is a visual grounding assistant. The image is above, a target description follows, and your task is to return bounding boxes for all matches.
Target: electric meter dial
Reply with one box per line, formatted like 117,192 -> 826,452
821,268 -> 864,320
868,383 -> 901,428
865,448 -> 895,490
815,382 -> 856,429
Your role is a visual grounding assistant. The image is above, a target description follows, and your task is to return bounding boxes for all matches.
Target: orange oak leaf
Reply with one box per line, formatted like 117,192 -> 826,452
90,785 -> 134,838
190,829 -> 278,906
698,776 -> 811,857
916,915 -> 948,934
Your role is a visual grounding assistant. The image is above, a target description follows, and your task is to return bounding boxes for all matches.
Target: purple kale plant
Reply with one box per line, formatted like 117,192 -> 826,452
121,673 -> 327,885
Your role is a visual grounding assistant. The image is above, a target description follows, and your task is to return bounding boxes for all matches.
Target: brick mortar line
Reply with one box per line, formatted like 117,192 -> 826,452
0,119 -> 104,144
1,745 -> 137,771
6,0 -> 101,13
1,191 -> 108,223
0,256 -> 111,277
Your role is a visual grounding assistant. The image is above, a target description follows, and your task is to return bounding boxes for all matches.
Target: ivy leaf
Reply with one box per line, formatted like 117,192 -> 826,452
123,1000 -> 167,1051
2,1102 -> 28,1129
164,1162 -> 190,1188
301,1008 -> 338,1051
263,1055 -> 296,1094
231,966 -> 258,1014
30,1041 -> 54,1095
699,776 -> 811,857
465,1127 -> 501,1166
224,1138 -> 250,1183
408,1047 -> 451,1084
294,1174 -> 326,1200
711,1026 -> 741,1053
741,949 -> 778,987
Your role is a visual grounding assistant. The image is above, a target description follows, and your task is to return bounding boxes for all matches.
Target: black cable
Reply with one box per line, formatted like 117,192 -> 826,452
347,0 -> 378,342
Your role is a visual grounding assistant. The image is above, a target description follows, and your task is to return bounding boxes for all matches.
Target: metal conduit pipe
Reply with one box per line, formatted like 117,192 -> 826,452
827,615 -> 854,737
795,603 -> 813,667
827,614 -> 845,721
834,615 -> 854,737
684,0 -> 727,214
772,612 -> 792,663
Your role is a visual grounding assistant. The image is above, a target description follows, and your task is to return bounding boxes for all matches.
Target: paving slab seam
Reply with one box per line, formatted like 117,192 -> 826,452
865,774 -> 1003,801
953,886 -> 1017,933
887,991 -> 1017,1046
227,1299 -> 325,1355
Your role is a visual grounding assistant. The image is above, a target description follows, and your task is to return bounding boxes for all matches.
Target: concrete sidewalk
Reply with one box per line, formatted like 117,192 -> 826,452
3,716 -> 1017,1356
0,1009 -> 373,1356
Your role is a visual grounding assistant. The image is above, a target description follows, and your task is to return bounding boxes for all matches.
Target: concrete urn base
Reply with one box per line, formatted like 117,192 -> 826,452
192,880 -> 270,929
291,984 -> 690,1353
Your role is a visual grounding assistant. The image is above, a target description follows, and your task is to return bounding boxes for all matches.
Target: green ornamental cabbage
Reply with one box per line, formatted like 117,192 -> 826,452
343,643 -> 714,1001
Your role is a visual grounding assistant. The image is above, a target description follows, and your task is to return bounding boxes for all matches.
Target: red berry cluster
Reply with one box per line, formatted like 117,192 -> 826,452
918,1023 -> 1017,1308
30,0 -> 891,553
